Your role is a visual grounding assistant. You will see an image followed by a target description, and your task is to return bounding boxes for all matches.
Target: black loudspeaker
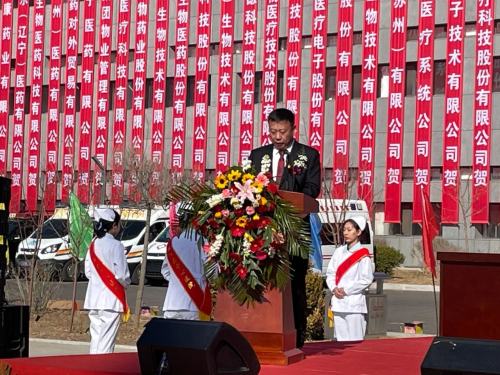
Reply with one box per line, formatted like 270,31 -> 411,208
0,305 -> 29,358
421,336 -> 500,374
137,318 -> 260,375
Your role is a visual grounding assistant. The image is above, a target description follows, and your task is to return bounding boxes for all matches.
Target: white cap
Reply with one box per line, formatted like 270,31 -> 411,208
350,216 -> 366,232
94,208 -> 116,222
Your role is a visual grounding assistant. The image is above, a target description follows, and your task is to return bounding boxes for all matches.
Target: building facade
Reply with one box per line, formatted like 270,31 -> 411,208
1,0 -> 500,264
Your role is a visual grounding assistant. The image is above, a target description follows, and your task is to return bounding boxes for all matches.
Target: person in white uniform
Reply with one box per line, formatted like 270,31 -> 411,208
84,208 -> 130,354
161,232 -> 207,320
326,216 -> 374,342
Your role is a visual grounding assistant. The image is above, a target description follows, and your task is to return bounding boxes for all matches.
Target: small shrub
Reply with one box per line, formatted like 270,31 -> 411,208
305,269 -> 325,341
375,244 -> 405,276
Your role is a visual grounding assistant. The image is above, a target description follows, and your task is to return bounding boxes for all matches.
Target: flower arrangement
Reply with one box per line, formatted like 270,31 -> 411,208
289,152 -> 308,175
167,161 -> 310,305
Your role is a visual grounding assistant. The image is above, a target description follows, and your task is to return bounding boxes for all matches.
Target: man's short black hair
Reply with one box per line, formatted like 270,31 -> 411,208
268,108 -> 295,126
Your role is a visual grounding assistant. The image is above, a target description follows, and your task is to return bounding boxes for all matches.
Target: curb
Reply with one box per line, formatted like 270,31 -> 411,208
382,283 -> 439,292
29,338 -> 137,351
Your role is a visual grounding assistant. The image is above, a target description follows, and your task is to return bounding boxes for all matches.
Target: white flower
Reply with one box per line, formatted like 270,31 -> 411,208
242,159 -> 252,172
261,154 -> 271,173
209,232 -> 224,257
206,193 -> 223,208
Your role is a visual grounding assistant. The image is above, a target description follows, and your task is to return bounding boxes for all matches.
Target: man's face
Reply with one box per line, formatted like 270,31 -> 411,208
269,120 -> 295,151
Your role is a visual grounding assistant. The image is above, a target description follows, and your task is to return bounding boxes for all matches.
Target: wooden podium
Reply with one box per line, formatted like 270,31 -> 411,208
438,252 -> 500,339
213,191 -> 318,365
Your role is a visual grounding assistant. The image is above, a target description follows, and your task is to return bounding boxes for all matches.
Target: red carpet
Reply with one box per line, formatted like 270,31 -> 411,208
0,337 -> 433,375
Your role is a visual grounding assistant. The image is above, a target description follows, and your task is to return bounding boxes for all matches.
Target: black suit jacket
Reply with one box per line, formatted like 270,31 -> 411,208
248,141 -> 321,199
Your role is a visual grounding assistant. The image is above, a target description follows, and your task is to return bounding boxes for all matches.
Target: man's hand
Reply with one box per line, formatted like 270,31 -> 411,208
333,287 -> 346,299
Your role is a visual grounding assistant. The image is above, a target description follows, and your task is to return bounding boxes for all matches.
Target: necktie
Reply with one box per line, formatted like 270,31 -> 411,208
276,150 -> 285,183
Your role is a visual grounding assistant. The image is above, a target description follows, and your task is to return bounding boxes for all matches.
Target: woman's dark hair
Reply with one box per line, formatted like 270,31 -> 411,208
343,218 -> 370,245
94,210 -> 121,238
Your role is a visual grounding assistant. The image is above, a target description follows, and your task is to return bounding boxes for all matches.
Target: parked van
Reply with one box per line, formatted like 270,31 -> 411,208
16,208 -> 70,278
17,206 -> 169,281
316,199 -> 374,275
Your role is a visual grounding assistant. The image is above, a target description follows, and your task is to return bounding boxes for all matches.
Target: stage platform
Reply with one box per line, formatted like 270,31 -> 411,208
0,337 -> 433,375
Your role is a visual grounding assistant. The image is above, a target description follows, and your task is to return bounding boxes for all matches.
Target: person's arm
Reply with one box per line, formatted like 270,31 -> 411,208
84,250 -> 92,279
342,257 -> 374,296
325,254 -> 337,292
302,148 -> 321,198
114,242 -> 131,287
160,255 -> 170,281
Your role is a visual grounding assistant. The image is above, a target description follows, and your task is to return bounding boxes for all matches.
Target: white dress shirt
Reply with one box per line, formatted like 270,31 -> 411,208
84,233 -> 130,312
272,142 -> 294,180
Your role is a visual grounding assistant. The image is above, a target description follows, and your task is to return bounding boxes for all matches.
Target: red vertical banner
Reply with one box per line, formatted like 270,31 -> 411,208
61,0 -> 80,203
471,0 -> 494,223
412,0 -> 435,223
0,0 -> 14,175
284,0 -> 303,134
171,0 -> 190,173
26,0 -> 46,212
238,0 -> 258,163
10,0 -> 30,213
384,0 -> 407,223
28,1 -> 47,211
92,0 -> 114,204
357,0 -> 380,212
150,0 -> 169,194
44,0 -> 63,212
129,0 -> 149,200
307,0 -> 328,157
260,0 -> 280,145
77,0 -> 97,204
332,0 -> 354,198
215,0 -> 235,172
110,0 -> 131,204
442,0 -> 465,224
192,0 -> 212,179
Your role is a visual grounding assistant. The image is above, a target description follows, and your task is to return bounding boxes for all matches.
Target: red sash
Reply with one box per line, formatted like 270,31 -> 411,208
167,241 -> 212,317
335,247 -> 370,285
89,240 -> 130,318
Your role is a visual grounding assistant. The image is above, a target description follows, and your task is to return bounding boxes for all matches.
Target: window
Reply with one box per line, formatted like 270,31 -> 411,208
433,60 -> 446,95
325,67 -> 336,100
352,66 -> 362,99
378,65 -> 390,98
405,62 -> 417,96
493,57 -> 500,92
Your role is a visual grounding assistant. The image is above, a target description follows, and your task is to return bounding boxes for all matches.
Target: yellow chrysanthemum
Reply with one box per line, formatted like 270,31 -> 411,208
244,232 -> 254,242
252,213 -> 260,221
227,169 -> 242,181
236,216 -> 248,228
214,173 -> 228,189
241,173 -> 255,183
214,212 -> 222,219
260,196 -> 268,206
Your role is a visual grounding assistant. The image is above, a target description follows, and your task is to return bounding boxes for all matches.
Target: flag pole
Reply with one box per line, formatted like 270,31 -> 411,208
420,185 -> 439,335
431,273 -> 439,335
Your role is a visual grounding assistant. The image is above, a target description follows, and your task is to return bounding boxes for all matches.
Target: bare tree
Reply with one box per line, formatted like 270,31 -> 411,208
124,151 -> 175,326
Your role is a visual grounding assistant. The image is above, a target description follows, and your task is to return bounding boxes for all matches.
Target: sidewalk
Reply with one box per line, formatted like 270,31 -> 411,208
29,338 -> 137,357
383,283 -> 439,292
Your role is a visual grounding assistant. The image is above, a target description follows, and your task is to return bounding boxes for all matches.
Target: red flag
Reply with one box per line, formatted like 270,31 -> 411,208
421,187 -> 439,277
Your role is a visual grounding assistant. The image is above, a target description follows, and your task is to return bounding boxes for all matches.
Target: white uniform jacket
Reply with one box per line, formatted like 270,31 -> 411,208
161,233 -> 206,313
84,233 -> 131,312
325,242 -> 374,314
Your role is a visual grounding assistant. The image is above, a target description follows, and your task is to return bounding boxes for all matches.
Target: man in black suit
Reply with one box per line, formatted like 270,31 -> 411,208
249,108 -> 321,348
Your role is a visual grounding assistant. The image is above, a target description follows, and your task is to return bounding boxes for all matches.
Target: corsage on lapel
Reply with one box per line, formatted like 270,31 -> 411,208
261,154 -> 271,173
289,153 -> 308,175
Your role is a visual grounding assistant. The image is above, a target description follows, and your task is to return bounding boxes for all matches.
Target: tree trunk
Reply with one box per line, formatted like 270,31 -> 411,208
135,204 -> 152,327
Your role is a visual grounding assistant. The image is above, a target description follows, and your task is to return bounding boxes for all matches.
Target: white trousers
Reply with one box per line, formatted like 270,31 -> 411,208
163,310 -> 199,320
88,309 -> 121,354
334,312 -> 366,342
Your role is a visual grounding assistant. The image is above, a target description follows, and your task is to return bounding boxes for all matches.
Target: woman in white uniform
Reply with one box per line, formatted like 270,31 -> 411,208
84,208 -> 130,354
326,216 -> 374,342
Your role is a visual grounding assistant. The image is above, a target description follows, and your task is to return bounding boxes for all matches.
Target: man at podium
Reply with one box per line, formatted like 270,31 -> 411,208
249,108 -> 321,348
